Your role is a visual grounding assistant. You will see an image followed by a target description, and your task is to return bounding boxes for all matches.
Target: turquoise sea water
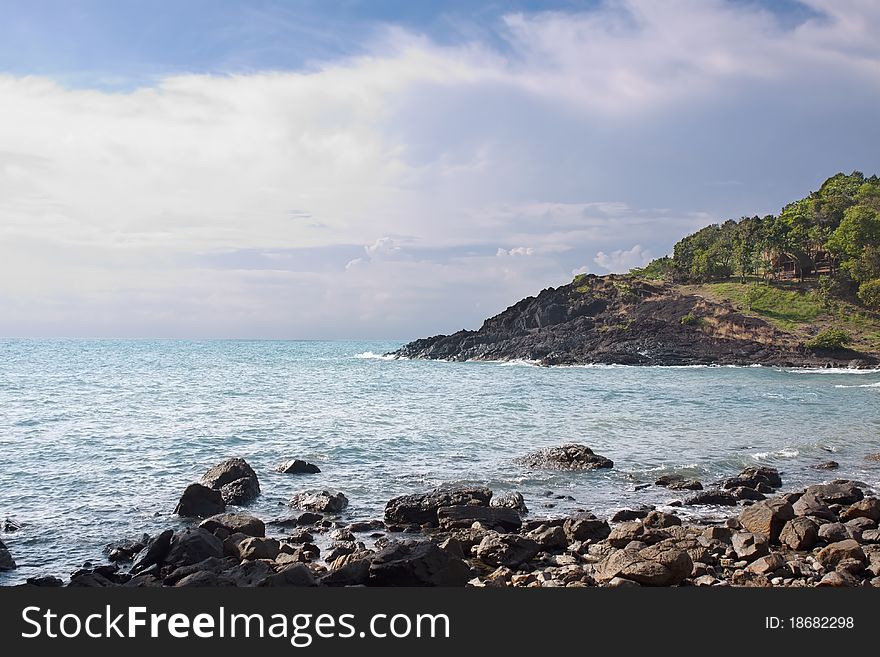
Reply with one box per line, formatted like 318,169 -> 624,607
1,338 -> 879,584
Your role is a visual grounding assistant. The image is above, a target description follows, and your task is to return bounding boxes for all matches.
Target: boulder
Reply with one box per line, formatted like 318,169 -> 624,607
437,506 -> 521,532
684,490 -> 737,506
200,513 -> 265,537
564,515 -> 611,542
862,529 -> 880,544
607,522 -> 669,548
817,571 -> 859,587
526,525 -> 568,550
165,529 -> 224,568
384,486 -> 492,526
745,552 -> 785,576
731,532 -> 770,562
368,541 -> 470,587
804,482 -> 864,506
174,483 -> 226,518
739,499 -> 794,543
223,560 -> 275,587
0,539 -> 15,571
277,459 -> 321,475
779,517 -> 819,551
289,490 -> 349,513
792,492 -> 837,520
655,475 -> 702,490
2,519 -> 21,533
611,508 -> 651,522
234,536 -> 280,561
475,533 -> 540,568
514,444 -> 613,470
818,522 -> 858,543
200,457 -> 261,506
722,467 -> 782,491
642,511 -> 682,529
174,571 -> 236,587
162,556 -> 238,586
812,461 -> 839,470
816,540 -> 866,571
490,492 -> 528,514
321,559 -> 372,587
259,564 -> 316,587
130,530 -> 173,575
26,576 -> 63,587
596,542 -> 692,586
840,497 -> 880,523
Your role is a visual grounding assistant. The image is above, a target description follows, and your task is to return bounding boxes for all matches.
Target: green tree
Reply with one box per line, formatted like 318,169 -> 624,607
858,279 -> 880,309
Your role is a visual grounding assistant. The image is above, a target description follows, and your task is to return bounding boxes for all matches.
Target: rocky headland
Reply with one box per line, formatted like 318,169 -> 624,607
4,450 -> 880,588
389,275 -> 879,367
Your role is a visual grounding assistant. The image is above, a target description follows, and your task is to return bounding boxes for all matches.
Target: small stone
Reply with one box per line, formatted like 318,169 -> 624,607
277,459 -> 321,475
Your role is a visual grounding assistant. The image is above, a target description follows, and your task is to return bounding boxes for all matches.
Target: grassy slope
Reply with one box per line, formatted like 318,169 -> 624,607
677,279 -> 880,354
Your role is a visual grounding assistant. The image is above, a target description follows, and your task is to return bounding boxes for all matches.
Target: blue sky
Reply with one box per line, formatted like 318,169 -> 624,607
0,0 -> 878,338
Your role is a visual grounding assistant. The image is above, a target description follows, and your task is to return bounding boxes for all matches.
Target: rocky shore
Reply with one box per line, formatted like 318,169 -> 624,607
389,275 -> 879,367
4,448 -> 880,588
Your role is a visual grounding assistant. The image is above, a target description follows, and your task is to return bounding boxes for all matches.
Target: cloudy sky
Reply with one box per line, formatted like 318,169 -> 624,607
1,0 -> 879,339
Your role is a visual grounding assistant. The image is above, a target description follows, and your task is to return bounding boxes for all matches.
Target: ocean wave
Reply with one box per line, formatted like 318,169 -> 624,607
781,368 -> 880,375
752,448 -> 799,459
834,381 -> 880,388
354,351 -> 398,360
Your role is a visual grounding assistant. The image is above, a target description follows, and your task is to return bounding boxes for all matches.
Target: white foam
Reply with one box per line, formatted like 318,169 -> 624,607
781,368 -> 880,375
354,351 -> 397,360
752,448 -> 799,459
834,381 -> 880,388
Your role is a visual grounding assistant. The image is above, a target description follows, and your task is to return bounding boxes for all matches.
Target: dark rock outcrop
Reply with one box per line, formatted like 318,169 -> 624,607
514,444 -> 613,470
277,459 -> 321,475
388,275 -> 879,367
200,513 -> 265,537
490,491 -> 528,514
384,486 -> 492,526
437,506 -> 522,532
200,458 -> 260,506
368,541 -> 470,586
174,483 -> 226,518
0,539 -> 15,571
289,490 -> 349,513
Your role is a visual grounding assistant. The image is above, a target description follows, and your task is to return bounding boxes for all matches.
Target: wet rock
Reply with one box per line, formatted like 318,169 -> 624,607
731,487 -> 766,501
105,535 -> 150,563
739,466 -> 783,489
739,499 -> 794,543
348,520 -> 384,532
130,529 -> 173,575
68,571 -> 115,587
490,491 -> 528,514
165,528 -> 224,568
840,497 -> 880,522
514,444 -> 613,470
563,515 -> 611,542
792,492 -> 837,521
475,533 -> 540,568
368,540 -> 470,587
2,519 -> 21,533
812,461 -> 839,470
805,481 -> 864,506
816,540 -> 866,571
174,483 -> 226,518
200,457 -> 260,506
322,559 -> 372,586
437,505 -> 521,532
26,576 -> 63,587
289,490 -> 349,513
611,508 -> 651,522
0,539 -> 16,571
731,532 -> 770,562
780,517 -> 819,551
596,542 -> 692,586
259,564 -> 317,587
655,475 -> 702,490
684,490 -> 737,506
642,511 -> 682,529
162,556 -> 238,586
276,459 -> 321,474
200,513 -> 265,538
384,486 -> 492,526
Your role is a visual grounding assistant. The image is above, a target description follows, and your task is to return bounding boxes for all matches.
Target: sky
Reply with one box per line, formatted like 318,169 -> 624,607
1,0 -> 879,339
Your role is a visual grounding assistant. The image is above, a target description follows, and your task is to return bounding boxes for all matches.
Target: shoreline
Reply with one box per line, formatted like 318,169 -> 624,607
3,451 -> 879,588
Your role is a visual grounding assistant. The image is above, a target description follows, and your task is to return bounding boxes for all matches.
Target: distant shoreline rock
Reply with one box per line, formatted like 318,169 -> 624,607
387,275 -> 879,368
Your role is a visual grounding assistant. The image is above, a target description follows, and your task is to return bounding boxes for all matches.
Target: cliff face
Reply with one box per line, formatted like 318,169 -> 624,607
390,275 -> 877,367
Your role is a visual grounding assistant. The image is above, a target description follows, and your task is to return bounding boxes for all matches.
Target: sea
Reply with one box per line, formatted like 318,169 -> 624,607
1,338 -> 879,584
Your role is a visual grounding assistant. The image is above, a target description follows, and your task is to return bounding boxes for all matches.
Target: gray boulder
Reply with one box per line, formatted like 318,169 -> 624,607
174,483 -> 226,518
514,444 -> 613,470
289,490 -> 349,513
277,459 -> 321,475
384,486 -> 492,526
437,506 -> 521,532
200,457 -> 261,506
200,513 -> 265,537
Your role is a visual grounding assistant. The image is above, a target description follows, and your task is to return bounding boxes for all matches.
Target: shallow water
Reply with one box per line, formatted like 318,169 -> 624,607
1,338 -> 879,584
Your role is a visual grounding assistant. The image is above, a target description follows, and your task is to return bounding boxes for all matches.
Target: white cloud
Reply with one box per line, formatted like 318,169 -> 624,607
593,245 -> 653,272
1,1 -> 879,337
571,265 -> 591,276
